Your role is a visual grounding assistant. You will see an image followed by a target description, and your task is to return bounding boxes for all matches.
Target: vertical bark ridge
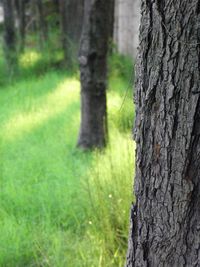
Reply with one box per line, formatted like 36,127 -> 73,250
126,1 -> 200,266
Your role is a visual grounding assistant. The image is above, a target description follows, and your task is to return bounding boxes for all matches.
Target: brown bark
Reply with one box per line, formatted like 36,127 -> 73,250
77,0 -> 112,149
126,1 -> 200,266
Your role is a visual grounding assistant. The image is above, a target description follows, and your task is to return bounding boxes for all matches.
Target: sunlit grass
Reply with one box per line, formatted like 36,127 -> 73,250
0,52 -> 134,266
2,78 -> 79,140
19,51 -> 42,68
83,131 -> 135,266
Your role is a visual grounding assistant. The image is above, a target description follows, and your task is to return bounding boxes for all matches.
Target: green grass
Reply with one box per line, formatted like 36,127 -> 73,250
0,50 -> 135,266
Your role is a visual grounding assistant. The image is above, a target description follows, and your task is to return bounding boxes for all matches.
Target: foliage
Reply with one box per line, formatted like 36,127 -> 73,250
0,49 -> 134,266
108,53 -> 135,132
108,52 -> 134,81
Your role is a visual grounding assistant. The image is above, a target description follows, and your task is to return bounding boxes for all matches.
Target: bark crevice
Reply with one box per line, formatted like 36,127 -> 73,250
126,1 -> 200,266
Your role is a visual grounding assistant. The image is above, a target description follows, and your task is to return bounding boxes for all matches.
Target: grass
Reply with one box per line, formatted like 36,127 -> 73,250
0,49 -> 135,266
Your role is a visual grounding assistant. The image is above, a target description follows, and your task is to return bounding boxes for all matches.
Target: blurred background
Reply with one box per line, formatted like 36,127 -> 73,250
0,0 -> 140,266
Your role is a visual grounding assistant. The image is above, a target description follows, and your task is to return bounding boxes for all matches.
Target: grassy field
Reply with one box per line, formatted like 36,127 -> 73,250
0,50 -> 135,266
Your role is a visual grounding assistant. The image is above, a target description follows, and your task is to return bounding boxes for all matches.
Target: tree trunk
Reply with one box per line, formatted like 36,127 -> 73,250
3,0 -> 17,73
114,0 -> 140,58
59,0 -> 72,68
53,0 -> 59,14
77,0 -> 112,149
59,0 -> 84,68
109,0 -> 115,40
15,0 -> 26,52
126,1 -> 200,266
36,0 -> 48,47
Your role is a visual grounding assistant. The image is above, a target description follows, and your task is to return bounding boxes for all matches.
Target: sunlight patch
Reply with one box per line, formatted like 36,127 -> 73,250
2,79 -> 80,140
107,92 -> 122,111
19,51 -> 42,68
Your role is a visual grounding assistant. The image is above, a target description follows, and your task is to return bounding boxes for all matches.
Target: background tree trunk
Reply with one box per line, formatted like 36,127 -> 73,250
109,0 -> 115,40
59,0 -> 72,68
126,1 -> 200,266
15,0 -> 26,52
59,0 -> 84,68
77,0 -> 112,149
3,0 -> 17,73
36,0 -> 48,47
114,0 -> 140,58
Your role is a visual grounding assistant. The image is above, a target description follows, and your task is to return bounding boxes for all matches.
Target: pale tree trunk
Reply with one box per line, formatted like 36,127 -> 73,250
77,0 -> 112,149
3,0 -> 17,73
126,1 -> 200,266
114,0 -> 140,59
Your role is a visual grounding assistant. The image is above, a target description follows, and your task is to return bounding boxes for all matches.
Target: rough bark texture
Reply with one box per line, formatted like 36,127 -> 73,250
77,0 -> 111,149
126,1 -> 200,266
59,0 -> 84,68
3,0 -> 17,72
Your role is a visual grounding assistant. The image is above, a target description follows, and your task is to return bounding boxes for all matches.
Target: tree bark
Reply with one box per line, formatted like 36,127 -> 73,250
3,0 -> 17,73
126,1 -> 200,266
77,0 -> 112,149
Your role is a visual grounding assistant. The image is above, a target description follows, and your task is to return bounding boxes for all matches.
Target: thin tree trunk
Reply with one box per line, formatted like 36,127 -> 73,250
15,0 -> 26,52
3,0 -> 17,73
109,0 -> 115,40
36,0 -> 48,47
53,0 -> 59,14
59,0 -> 84,68
77,0 -> 112,149
126,1 -> 200,266
59,0 -> 72,68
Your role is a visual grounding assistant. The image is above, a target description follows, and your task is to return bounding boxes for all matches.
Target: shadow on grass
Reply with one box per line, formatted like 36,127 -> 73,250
0,77 -> 94,266
0,50 -> 135,267
0,48 -> 78,88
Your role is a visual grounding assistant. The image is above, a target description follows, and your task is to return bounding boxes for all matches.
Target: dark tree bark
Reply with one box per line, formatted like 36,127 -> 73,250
36,0 -> 48,46
126,1 -> 200,266
77,0 -> 112,149
15,0 -> 26,52
59,0 -> 84,68
3,0 -> 18,73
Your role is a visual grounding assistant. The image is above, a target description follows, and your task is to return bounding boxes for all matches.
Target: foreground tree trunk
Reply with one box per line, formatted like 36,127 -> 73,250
3,0 -> 17,73
126,1 -> 200,266
77,0 -> 112,149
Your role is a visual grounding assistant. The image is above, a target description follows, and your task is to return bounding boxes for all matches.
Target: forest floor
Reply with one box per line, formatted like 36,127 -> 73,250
0,49 -> 135,266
